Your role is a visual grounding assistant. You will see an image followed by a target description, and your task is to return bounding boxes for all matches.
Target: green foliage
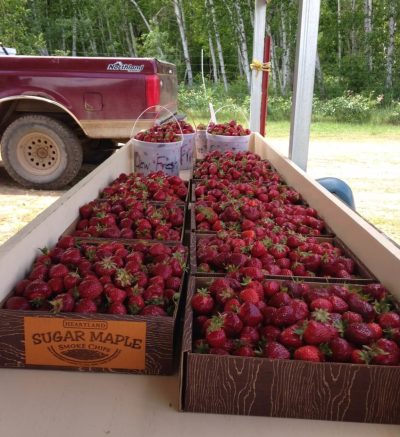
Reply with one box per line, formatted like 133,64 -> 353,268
313,93 -> 376,122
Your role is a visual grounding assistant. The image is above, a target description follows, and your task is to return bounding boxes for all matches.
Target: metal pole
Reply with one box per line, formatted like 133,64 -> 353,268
249,0 -> 267,133
289,0 -> 321,171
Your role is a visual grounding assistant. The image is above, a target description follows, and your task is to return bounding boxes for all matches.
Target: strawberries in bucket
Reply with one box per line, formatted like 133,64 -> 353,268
206,120 -> 251,154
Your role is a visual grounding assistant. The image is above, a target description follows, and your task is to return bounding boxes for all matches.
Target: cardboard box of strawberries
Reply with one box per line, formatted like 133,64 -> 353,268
0,171 -> 190,375
181,149 -> 400,424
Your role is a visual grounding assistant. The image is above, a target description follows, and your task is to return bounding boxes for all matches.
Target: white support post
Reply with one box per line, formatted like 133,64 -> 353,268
289,0 -> 321,171
249,0 -> 267,133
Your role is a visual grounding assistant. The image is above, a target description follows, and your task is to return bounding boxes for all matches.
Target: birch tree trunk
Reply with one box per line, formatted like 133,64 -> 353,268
129,23 -> 138,57
364,0 -> 373,71
129,0 -> 164,58
350,0 -> 357,55
72,2 -> 77,56
280,3 -> 290,96
266,19 -> 280,95
208,32 -> 219,83
173,0 -> 193,86
385,2 -> 396,89
337,0 -> 342,70
234,0 -> 251,89
315,51 -> 325,97
247,0 -> 254,27
208,0 -> 228,91
106,15 -> 116,56
238,46 -> 244,77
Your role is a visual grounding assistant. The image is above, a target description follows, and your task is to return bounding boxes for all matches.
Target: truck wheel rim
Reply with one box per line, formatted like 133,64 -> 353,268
16,132 -> 62,176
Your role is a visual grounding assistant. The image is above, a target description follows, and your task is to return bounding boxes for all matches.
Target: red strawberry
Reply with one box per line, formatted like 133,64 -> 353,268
108,302 -> 128,315
329,337 -> 354,362
329,295 -> 349,313
368,322 -> 383,340
378,312 -> 400,329
24,280 -> 52,299
363,283 -> 388,301
239,288 -> 260,304
262,325 -> 281,341
57,235 -> 75,249
347,294 -> 375,322
342,311 -> 363,324
78,279 -> 103,299
234,346 -> 255,357
28,264 -> 48,280
140,305 -> 167,316
14,279 -> 31,296
272,305 -> 297,327
371,338 -> 400,365
223,312 -> 243,337
127,294 -> 145,315
206,316 -> 227,348
294,345 -> 323,362
264,341 -> 290,359
63,272 -> 81,289
60,247 -> 82,265
105,287 -> 127,304
279,325 -> 303,348
4,296 -> 31,310
50,293 -> 75,313
74,298 -> 98,313
269,292 -> 291,308
345,322 -> 374,345
238,302 -> 263,326
48,277 -> 64,294
303,320 -> 335,345
240,326 -> 260,345
310,298 -> 333,312
191,288 -> 214,315
49,263 -> 70,278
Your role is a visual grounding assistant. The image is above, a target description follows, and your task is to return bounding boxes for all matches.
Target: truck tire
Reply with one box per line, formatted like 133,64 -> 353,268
0,114 -> 83,190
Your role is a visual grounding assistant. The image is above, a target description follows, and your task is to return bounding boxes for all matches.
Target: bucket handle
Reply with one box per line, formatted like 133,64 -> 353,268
130,105 -> 183,140
207,104 -> 250,132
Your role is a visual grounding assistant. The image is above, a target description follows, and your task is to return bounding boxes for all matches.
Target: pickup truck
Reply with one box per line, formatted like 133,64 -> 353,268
0,56 -> 178,189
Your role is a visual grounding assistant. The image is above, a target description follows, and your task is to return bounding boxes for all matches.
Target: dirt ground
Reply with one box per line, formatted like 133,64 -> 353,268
0,137 -> 399,246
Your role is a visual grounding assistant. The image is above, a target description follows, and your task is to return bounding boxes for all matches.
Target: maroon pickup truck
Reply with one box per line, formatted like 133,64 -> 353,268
0,56 -> 178,189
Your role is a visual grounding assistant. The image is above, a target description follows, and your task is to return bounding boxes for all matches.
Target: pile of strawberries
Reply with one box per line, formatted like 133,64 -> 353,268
207,120 -> 251,136
193,150 -> 282,182
191,278 -> 400,365
71,199 -> 184,241
4,170 -> 189,316
163,120 -> 195,135
190,150 -> 400,365
100,172 -> 188,202
196,232 -> 356,279
5,236 -> 186,316
134,125 -> 181,143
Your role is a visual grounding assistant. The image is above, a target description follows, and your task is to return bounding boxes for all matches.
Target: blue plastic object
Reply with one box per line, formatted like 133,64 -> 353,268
316,177 -> 356,210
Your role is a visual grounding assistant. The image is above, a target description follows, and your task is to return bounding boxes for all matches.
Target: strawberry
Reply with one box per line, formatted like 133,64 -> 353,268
347,294 -> 376,322
78,279 -> 103,299
74,298 -> 98,313
238,302 -> 263,326
105,287 -> 127,304
239,288 -> 260,304
240,326 -> 260,345
345,322 -> 374,345
234,346 -> 255,357
60,247 -> 82,265
279,325 -> 303,348
49,263 -> 69,278
140,305 -> 167,316
264,342 -> 290,359
329,295 -> 349,313
378,312 -> 400,329
262,325 -> 281,341
364,283 -> 388,301
206,316 -> 227,348
127,294 -> 145,315
342,311 -> 363,324
371,338 -> 400,365
108,302 -> 128,315
272,305 -> 297,327
48,277 -> 64,294
50,293 -> 75,313
14,279 -> 31,296
294,345 -> 323,362
303,320 -> 335,345
57,235 -> 75,249
24,280 -> 52,299
222,312 -> 243,337
329,337 -> 354,362
310,298 -> 333,312
63,271 -> 81,289
191,288 -> 214,315
4,296 -> 31,310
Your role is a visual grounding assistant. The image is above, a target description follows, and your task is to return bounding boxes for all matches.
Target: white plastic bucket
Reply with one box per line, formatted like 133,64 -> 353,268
206,132 -> 250,153
195,129 -> 207,159
132,138 -> 182,176
180,132 -> 196,170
